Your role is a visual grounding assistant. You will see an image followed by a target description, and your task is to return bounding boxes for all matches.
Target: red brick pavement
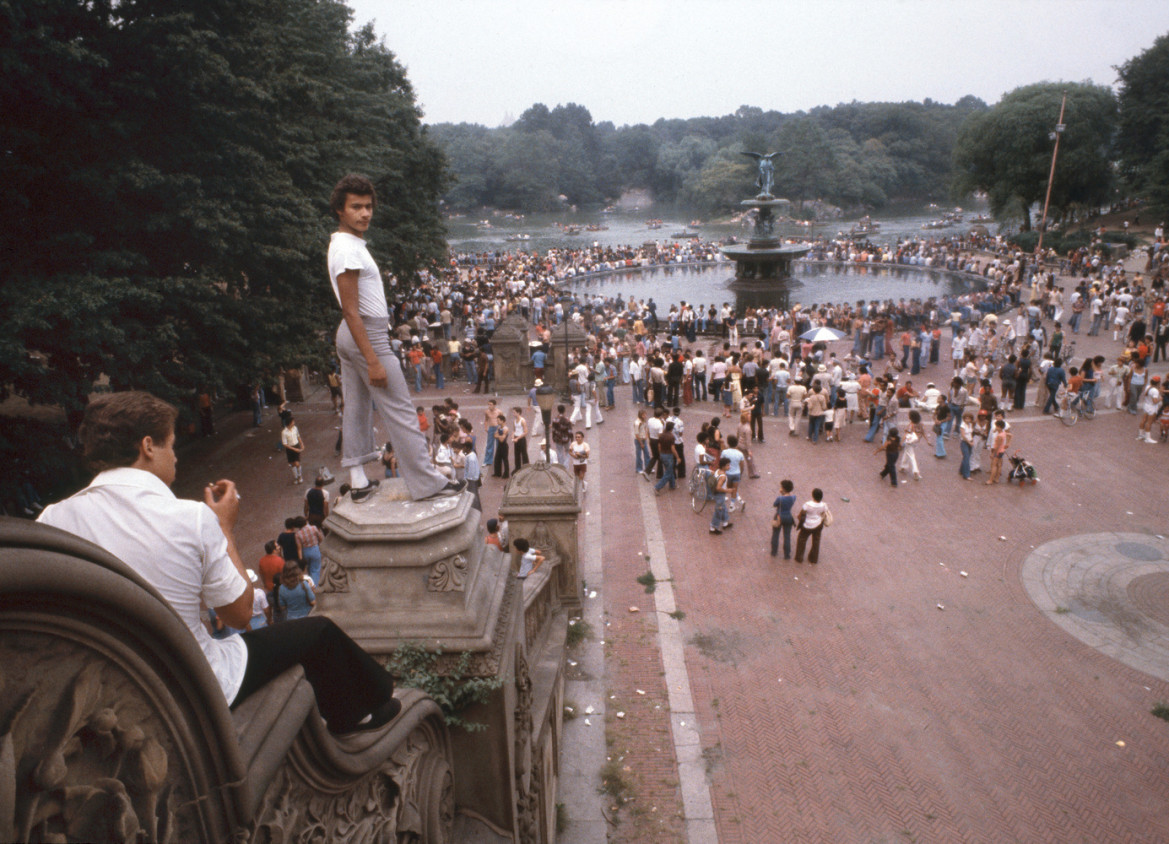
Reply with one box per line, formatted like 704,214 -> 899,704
652,380 -> 1169,842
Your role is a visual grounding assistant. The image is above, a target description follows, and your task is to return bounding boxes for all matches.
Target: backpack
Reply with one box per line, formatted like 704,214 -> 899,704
705,470 -> 719,493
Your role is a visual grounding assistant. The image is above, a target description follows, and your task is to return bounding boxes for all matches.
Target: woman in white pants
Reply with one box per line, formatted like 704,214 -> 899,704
897,409 -> 924,481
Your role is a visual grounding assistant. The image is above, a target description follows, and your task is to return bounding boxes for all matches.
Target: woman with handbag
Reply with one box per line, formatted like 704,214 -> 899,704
794,488 -> 829,564
770,479 -> 797,559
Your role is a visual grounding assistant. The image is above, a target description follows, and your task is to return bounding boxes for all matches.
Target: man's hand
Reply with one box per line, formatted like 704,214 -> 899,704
368,359 -> 388,388
205,480 -> 240,533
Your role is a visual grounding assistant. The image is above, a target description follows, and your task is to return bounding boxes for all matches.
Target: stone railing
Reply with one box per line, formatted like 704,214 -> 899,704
0,517 -> 454,843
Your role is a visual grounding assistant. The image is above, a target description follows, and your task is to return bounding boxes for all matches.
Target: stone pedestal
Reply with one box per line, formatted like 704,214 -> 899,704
316,480 -> 567,841
500,463 -> 584,612
548,320 -> 588,399
488,313 -> 533,394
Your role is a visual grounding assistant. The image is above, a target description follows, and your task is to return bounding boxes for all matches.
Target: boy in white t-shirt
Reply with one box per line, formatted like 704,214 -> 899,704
328,174 -> 464,504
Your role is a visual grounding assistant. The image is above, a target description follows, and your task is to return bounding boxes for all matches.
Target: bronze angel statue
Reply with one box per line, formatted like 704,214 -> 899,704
741,151 -> 782,197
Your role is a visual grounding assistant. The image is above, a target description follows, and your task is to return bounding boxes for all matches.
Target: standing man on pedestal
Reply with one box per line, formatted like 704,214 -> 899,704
328,174 -> 464,503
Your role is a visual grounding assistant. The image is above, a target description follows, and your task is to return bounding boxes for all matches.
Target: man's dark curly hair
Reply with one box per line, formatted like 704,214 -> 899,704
80,392 -> 178,472
329,174 -> 378,218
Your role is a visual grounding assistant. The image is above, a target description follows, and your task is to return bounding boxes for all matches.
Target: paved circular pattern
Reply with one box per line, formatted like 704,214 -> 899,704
1128,573 -> 1169,628
1021,533 -> 1169,682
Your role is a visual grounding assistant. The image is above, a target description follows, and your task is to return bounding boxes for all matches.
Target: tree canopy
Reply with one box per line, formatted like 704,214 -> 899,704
951,82 -> 1116,231
0,0 -> 448,415
432,98 -> 984,214
1116,32 -> 1169,219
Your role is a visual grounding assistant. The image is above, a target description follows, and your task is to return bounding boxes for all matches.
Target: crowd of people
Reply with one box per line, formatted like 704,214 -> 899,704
33,175 -> 1168,743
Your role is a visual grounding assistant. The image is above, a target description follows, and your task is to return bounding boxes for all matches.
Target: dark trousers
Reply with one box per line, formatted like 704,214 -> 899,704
493,442 -> 510,478
879,452 -> 899,486
514,436 -> 529,470
646,439 -> 662,478
235,617 -> 394,733
794,525 -> 822,564
751,412 -> 765,441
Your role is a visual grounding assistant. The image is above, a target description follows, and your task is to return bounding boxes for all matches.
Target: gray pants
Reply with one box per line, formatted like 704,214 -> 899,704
337,318 -> 447,500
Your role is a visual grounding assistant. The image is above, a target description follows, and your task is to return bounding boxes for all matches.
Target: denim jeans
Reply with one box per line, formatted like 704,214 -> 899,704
654,453 -> 677,491
711,493 -> 728,529
959,440 -> 972,478
484,425 -> 498,467
808,415 -> 824,443
635,440 -> 651,473
770,517 -> 793,557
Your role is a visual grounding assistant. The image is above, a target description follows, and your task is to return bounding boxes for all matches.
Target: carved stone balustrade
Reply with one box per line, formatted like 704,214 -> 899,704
0,517 -> 455,843
317,477 -> 572,844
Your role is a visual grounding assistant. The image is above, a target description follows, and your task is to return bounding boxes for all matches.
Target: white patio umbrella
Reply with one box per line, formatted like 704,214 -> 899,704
799,326 -> 845,343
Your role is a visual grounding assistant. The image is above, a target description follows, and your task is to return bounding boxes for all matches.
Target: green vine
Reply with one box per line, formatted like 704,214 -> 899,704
387,642 -> 504,732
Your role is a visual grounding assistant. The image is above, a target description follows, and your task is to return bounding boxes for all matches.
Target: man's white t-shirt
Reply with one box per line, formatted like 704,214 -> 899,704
328,231 -> 388,319
38,468 -> 249,703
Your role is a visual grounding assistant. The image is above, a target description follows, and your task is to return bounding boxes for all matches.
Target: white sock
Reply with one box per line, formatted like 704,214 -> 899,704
350,466 -> 370,489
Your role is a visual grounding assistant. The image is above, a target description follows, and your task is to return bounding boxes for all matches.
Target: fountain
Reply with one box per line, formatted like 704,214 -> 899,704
721,151 -> 810,283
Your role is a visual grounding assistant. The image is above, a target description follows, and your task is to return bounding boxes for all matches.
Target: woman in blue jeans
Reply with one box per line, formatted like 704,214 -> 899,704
958,412 -> 975,479
770,479 -> 797,558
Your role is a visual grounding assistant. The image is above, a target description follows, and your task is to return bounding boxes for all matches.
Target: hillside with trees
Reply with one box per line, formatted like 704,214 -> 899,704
431,98 -> 987,215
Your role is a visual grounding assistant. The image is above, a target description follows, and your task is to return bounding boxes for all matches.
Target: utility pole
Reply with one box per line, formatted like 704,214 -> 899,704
1036,92 -> 1067,257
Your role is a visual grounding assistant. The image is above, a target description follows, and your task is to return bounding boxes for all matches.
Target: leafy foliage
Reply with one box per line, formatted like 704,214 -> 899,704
0,0 -> 448,414
952,82 -> 1116,230
387,642 -> 504,732
1116,33 -> 1169,219
433,98 -> 985,214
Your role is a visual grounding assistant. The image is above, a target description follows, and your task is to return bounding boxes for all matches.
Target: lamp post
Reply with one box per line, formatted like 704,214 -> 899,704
535,381 -> 556,465
1037,92 -> 1067,257
560,318 -> 572,403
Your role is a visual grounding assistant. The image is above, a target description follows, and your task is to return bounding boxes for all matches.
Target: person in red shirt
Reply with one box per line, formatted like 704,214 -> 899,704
257,541 -> 286,592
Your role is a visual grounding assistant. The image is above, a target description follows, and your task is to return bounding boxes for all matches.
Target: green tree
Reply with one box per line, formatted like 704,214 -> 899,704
1116,32 -> 1169,217
678,145 -> 753,215
0,0 -> 448,414
952,82 -> 1116,230
773,117 -> 838,207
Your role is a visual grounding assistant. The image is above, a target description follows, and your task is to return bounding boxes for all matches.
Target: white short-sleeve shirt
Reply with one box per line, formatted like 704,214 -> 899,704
328,231 -> 388,318
38,468 -> 249,704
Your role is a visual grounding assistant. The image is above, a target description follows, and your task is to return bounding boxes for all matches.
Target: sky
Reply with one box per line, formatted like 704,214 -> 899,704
344,0 -> 1169,127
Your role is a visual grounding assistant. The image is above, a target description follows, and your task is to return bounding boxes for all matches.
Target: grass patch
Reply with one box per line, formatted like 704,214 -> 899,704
599,758 -> 634,806
563,698 -> 579,721
566,617 -> 593,648
636,571 -> 657,593
1054,606 -> 1070,615
1153,702 -> 1169,722
556,802 -> 568,834
668,609 -> 686,621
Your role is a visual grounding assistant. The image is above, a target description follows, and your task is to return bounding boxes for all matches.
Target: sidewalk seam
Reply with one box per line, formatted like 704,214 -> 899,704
639,478 -> 718,844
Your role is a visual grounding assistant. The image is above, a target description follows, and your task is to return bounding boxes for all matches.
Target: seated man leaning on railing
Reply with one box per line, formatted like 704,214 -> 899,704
38,391 -> 400,735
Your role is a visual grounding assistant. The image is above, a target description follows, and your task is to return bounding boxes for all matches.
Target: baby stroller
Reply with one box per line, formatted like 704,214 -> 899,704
1007,450 -> 1039,486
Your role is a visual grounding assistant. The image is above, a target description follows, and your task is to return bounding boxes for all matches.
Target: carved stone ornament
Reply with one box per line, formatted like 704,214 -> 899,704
318,554 -> 350,594
0,632 -> 187,844
512,645 -> 538,843
427,554 -> 468,593
250,718 -> 453,844
504,463 -> 576,502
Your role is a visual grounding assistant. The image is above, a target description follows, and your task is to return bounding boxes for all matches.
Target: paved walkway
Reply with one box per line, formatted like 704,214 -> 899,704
169,307 -> 1169,844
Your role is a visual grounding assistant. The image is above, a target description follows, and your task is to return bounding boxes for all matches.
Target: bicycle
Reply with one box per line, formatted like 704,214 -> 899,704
689,464 -> 711,513
1057,391 -> 1078,426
